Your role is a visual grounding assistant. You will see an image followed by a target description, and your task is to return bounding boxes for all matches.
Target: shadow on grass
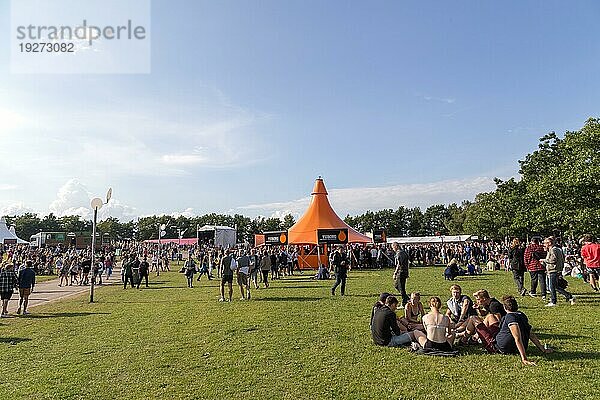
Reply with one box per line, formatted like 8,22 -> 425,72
0,337 -> 31,345
140,286 -> 186,290
535,332 -> 588,340
547,351 -> 600,360
276,277 -> 314,283
26,312 -> 111,319
266,285 -> 321,290
255,296 -> 322,302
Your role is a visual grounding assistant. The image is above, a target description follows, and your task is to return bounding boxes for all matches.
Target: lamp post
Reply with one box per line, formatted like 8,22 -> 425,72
90,188 -> 112,303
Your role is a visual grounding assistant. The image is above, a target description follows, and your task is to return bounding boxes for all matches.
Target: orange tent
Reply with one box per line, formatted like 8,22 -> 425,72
288,178 -> 372,244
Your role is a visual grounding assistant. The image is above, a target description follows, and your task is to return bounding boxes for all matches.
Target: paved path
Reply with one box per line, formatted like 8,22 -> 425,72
4,272 -> 121,315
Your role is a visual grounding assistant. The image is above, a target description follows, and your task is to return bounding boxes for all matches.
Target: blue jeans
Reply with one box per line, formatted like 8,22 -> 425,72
388,333 -> 412,347
547,272 -> 572,304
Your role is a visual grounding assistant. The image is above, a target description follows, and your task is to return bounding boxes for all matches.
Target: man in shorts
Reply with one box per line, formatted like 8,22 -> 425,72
17,260 -> 36,315
219,250 -> 236,302
0,264 -> 19,317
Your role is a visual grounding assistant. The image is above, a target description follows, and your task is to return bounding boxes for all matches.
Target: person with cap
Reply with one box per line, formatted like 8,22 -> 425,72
0,263 -> 19,317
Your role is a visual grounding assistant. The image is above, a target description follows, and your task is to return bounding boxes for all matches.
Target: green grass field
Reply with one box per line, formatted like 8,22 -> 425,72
1,267 -> 598,400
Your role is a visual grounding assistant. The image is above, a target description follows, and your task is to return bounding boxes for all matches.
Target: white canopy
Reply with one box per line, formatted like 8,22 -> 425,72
197,225 -> 236,248
386,235 -> 472,244
0,217 -> 28,244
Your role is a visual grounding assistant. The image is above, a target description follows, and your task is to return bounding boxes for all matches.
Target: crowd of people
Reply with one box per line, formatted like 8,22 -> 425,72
1,231 -> 598,366
369,233 -> 600,365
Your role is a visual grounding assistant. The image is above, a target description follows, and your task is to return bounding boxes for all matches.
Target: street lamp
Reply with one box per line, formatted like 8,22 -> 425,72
89,187 -> 112,303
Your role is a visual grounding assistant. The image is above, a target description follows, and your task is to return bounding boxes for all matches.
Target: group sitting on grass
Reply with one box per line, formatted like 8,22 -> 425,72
370,284 -> 553,365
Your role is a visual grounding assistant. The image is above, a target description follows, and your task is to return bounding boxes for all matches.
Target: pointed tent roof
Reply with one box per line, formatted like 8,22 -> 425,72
0,217 -> 28,244
288,178 -> 371,244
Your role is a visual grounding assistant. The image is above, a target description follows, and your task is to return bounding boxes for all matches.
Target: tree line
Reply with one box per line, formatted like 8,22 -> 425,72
4,213 -> 296,245
4,118 -> 599,243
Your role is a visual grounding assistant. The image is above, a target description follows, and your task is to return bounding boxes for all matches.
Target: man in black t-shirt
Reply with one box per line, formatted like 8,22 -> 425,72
494,296 -> 551,365
137,256 -> 150,288
330,246 -> 349,296
371,296 -> 413,347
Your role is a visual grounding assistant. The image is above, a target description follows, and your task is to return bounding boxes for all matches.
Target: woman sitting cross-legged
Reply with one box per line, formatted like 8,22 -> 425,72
399,292 -> 425,331
413,297 -> 455,352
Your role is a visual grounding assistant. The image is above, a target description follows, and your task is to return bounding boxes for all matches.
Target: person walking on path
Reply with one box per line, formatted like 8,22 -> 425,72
0,264 -> 19,317
392,242 -> 410,305
331,245 -> 349,296
17,260 -> 36,315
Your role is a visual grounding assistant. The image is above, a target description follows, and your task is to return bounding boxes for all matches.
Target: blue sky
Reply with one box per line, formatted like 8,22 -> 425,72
1,1 -> 599,220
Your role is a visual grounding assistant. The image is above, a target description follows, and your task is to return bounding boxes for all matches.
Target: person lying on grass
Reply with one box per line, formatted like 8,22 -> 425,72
413,297 -> 455,352
493,295 -> 552,366
371,295 -> 415,347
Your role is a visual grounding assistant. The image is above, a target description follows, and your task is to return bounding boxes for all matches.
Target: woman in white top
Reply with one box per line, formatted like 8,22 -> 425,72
413,296 -> 454,351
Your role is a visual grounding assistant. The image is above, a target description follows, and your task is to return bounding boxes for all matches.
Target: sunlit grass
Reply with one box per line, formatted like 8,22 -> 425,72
0,267 -> 597,400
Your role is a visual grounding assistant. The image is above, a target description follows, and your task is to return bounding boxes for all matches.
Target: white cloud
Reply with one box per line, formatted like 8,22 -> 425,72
0,89 -> 271,182
235,177 -> 496,217
0,203 -> 35,216
161,153 -> 206,165
0,107 -> 26,132
48,179 -> 137,221
169,208 -> 196,218
0,184 -> 17,191
417,94 -> 456,104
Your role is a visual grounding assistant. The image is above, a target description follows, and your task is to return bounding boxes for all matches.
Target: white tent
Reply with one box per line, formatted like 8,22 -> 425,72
0,217 -> 28,244
197,225 -> 236,248
386,235 -> 472,244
